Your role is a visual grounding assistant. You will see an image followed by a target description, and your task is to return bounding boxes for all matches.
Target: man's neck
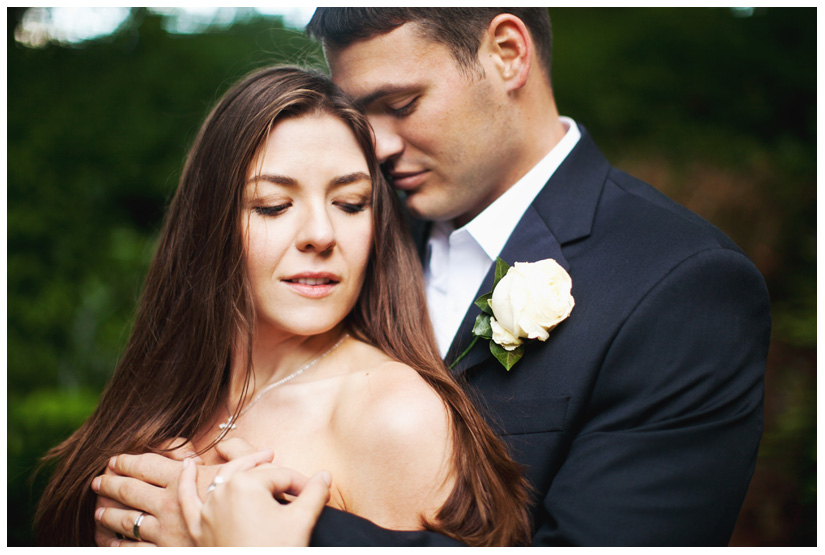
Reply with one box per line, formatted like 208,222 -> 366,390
452,107 -> 565,229
514,96 -> 567,186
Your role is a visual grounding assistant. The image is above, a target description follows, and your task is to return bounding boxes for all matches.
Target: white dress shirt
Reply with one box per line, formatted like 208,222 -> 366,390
425,117 -> 581,356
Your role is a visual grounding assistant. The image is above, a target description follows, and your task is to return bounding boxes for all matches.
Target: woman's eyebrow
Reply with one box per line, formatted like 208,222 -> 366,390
246,173 -> 296,186
247,172 -> 370,188
331,171 -> 371,187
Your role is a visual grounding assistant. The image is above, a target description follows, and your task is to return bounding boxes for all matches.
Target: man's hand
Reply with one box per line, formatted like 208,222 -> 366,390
93,452 -> 204,546
178,452 -> 331,546
92,438 -> 262,546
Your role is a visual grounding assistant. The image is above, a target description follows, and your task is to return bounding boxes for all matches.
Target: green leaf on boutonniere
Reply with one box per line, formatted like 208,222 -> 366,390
474,292 -> 493,315
493,257 -> 511,289
472,313 -> 493,340
490,342 -> 524,371
473,258 -> 510,315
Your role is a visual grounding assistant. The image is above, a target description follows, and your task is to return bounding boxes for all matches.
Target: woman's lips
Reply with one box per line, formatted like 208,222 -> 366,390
282,274 -> 340,298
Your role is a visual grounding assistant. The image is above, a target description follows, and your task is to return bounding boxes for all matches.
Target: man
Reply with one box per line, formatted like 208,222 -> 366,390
94,8 -> 770,546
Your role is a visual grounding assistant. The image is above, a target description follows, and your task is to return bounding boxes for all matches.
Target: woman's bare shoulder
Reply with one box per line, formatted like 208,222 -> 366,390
330,341 -> 454,528
337,343 -> 449,438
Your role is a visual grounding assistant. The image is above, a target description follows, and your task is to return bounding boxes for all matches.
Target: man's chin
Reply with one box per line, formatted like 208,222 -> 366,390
402,191 -> 430,219
404,194 -> 463,224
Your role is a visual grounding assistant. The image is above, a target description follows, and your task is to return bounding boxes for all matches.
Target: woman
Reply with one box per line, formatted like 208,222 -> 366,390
36,66 -> 531,546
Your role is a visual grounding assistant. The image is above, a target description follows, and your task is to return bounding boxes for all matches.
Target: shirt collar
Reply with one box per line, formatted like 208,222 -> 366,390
463,116 -> 580,261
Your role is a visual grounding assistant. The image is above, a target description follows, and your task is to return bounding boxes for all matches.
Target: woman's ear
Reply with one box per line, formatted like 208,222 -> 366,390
484,13 -> 532,92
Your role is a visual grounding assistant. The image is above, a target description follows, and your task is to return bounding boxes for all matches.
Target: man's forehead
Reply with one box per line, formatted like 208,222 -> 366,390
325,21 -> 428,65
326,25 -> 445,100
327,26 -> 415,73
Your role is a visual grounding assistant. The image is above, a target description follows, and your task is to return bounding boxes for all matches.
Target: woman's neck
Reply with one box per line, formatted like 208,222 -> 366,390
227,325 -> 348,406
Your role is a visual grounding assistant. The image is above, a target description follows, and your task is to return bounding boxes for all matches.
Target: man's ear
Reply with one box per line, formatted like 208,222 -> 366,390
485,13 -> 532,92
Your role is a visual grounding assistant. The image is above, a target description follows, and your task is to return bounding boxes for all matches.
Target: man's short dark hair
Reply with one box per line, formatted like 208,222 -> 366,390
307,8 -> 553,82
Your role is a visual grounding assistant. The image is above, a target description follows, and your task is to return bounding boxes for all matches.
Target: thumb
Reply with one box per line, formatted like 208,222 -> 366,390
215,449 -> 275,482
158,437 -> 200,462
289,471 -> 331,523
215,437 -> 258,461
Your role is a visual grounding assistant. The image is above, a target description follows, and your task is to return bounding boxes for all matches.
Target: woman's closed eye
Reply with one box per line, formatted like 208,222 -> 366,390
253,203 -> 291,216
335,201 -> 370,215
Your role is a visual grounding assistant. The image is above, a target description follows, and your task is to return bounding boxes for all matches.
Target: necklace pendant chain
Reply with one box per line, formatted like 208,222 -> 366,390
218,334 -> 349,435
218,416 -> 236,431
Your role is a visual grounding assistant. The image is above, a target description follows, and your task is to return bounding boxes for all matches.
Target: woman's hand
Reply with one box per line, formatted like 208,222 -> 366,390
178,452 -> 331,546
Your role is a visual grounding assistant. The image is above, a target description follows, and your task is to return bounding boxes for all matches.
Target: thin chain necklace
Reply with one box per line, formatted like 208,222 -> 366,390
218,334 -> 349,433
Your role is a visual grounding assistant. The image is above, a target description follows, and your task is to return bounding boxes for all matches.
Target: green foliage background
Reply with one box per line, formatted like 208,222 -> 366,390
7,8 -> 815,546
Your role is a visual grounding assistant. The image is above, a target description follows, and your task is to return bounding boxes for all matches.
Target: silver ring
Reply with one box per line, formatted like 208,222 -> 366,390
206,474 -> 226,494
132,512 -> 146,542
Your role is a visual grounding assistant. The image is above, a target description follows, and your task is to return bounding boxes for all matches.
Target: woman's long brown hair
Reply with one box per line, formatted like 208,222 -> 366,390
36,66 -> 531,546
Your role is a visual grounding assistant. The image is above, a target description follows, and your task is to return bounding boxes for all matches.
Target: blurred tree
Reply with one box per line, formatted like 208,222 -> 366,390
7,9 -> 322,545
7,7 -> 815,546
549,7 -> 816,546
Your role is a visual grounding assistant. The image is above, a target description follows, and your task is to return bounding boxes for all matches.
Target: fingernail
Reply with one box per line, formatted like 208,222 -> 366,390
94,507 -> 104,522
108,455 -> 117,469
320,470 -> 331,485
182,458 -> 191,469
110,539 -> 120,548
91,477 -> 101,491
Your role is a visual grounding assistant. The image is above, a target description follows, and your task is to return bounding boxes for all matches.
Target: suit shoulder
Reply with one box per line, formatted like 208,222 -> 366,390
568,165 -> 768,324
605,167 -> 739,252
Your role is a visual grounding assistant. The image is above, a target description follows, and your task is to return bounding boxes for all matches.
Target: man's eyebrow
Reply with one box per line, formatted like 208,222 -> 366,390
355,85 -> 413,109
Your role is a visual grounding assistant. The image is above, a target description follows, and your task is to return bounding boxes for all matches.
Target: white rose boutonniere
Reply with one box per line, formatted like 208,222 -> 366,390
451,258 -> 574,371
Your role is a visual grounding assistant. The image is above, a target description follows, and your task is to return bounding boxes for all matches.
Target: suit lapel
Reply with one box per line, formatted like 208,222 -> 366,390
446,206 -> 568,374
446,126 -> 611,376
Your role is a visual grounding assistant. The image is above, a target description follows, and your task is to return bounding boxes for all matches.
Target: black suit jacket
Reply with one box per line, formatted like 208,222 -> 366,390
311,126 -> 770,546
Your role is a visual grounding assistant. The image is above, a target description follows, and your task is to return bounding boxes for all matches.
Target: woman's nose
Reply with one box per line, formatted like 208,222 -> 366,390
296,205 -> 336,253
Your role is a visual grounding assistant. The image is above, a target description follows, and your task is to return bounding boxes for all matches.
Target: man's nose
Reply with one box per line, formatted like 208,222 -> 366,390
371,118 -> 404,164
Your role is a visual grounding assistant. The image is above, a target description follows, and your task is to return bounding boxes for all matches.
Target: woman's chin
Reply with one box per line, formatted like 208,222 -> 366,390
257,319 -> 347,340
